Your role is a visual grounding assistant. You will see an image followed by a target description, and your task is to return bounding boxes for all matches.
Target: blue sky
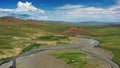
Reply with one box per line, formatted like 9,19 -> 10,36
0,0 -> 116,8
0,0 -> 120,22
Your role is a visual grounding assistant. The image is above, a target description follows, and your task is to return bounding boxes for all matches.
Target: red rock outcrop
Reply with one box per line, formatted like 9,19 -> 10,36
64,27 -> 90,36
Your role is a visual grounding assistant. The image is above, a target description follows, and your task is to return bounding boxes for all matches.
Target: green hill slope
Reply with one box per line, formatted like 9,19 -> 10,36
0,17 -> 52,60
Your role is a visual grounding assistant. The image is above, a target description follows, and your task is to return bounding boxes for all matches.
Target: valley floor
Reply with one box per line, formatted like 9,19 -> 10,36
0,38 -> 119,68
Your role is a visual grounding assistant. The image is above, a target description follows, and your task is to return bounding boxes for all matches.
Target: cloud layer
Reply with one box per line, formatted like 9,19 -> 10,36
0,1 -> 120,22
50,2 -> 120,22
0,1 -> 48,20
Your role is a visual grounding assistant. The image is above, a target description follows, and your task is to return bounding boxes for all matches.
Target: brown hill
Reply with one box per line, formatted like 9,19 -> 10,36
0,16 -> 49,26
63,27 -> 90,36
0,16 -> 53,37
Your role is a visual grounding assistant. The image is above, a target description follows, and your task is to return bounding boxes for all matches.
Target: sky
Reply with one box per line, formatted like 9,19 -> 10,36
0,0 -> 120,22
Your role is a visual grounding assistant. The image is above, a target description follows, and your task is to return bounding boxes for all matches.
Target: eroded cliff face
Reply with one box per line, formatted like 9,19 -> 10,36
63,27 -> 90,36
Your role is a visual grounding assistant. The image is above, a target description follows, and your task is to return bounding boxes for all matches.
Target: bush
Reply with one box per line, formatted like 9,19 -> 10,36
22,43 -> 41,53
38,35 -> 69,41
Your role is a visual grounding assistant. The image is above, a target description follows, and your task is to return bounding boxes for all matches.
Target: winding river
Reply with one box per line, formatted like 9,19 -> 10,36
0,38 -> 119,68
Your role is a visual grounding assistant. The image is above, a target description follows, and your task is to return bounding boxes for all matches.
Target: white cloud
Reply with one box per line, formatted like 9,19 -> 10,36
0,1 -> 120,22
15,1 -> 45,14
49,3 -> 120,22
0,1 -> 48,20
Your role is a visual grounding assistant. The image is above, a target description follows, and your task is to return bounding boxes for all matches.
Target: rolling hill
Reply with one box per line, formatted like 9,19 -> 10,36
0,16 -> 54,60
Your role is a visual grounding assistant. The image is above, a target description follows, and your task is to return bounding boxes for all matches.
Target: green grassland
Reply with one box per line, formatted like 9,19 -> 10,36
37,35 -> 69,41
88,27 -> 120,65
21,43 -> 42,53
50,51 -> 107,68
50,51 -> 88,68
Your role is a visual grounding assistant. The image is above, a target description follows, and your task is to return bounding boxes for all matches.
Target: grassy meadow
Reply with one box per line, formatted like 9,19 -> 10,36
50,51 -> 108,68
88,27 -> 120,65
51,51 -> 88,68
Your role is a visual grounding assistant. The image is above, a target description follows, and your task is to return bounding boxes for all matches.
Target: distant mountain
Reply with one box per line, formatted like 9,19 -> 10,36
33,20 -> 120,25
32,20 -> 72,25
0,16 -> 120,26
75,21 -> 120,25
0,16 -> 47,25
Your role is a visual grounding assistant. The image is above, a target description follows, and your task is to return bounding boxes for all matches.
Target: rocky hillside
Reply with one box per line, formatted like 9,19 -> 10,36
64,27 -> 90,36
